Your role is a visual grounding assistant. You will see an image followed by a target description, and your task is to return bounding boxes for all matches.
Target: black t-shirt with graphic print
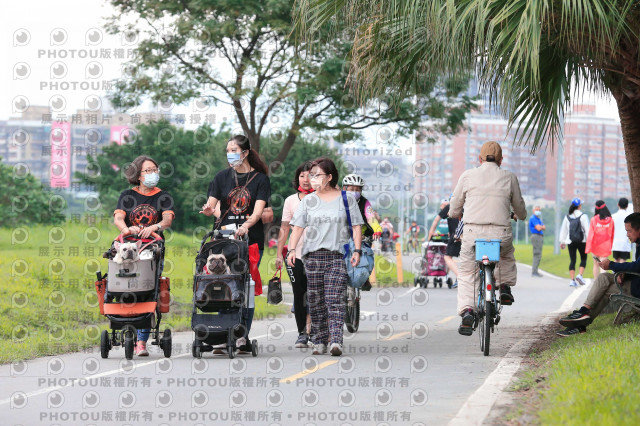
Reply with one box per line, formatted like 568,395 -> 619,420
207,168 -> 271,250
115,187 -> 175,230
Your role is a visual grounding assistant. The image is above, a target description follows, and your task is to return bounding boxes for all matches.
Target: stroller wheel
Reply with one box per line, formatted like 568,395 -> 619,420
100,330 -> 110,359
162,329 -> 172,358
421,278 -> 427,288
447,277 -> 453,289
124,334 -> 135,360
192,340 -> 202,359
251,339 -> 258,357
228,346 -> 235,359
439,279 -> 443,288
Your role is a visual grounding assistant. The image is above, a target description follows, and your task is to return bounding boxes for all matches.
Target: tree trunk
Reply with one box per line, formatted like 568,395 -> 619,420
614,93 -> 640,209
274,125 -> 300,165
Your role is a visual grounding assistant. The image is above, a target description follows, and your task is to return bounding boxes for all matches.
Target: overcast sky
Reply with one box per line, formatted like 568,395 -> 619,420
1,0 -> 621,127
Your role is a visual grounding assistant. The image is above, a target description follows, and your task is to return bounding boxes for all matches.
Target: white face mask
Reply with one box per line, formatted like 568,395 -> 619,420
309,174 -> 326,191
346,191 -> 361,200
143,172 -> 159,187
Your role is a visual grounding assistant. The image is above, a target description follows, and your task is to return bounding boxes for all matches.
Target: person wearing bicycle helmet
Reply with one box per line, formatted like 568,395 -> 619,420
342,173 -> 382,291
342,174 -> 382,242
449,141 -> 527,336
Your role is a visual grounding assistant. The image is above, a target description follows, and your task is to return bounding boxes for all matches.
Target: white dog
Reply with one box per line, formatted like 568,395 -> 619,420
204,252 -> 230,275
113,240 -> 142,264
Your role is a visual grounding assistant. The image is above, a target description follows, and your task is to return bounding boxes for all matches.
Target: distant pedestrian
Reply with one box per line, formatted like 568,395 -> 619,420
585,200 -> 614,280
529,205 -> 546,277
611,197 -> 633,263
559,198 -> 590,287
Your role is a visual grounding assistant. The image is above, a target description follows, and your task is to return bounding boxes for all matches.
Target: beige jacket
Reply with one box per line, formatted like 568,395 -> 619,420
449,162 -> 527,226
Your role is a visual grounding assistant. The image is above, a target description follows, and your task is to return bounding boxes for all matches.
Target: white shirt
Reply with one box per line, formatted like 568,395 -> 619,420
559,211 -> 590,244
282,193 -> 305,260
612,208 -> 632,252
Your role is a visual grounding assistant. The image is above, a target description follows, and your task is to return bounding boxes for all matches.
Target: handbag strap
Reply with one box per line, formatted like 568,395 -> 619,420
341,190 -> 353,259
272,267 -> 282,280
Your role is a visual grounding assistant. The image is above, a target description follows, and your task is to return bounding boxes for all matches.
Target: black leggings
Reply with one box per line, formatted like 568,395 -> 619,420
286,258 -> 308,334
568,242 -> 587,271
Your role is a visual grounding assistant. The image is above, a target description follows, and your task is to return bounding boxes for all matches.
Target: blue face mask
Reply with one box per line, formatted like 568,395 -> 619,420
143,172 -> 159,188
227,151 -> 244,167
534,210 -> 541,216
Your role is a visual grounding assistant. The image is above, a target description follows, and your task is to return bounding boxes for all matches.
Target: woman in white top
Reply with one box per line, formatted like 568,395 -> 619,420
276,161 -> 314,349
287,157 -> 363,357
559,198 -> 590,287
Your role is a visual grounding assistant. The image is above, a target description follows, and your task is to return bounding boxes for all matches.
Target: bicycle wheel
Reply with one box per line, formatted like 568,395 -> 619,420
477,268 -> 486,353
483,267 -> 494,356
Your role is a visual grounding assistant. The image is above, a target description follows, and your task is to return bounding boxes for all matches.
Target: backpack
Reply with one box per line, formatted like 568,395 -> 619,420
567,214 -> 584,244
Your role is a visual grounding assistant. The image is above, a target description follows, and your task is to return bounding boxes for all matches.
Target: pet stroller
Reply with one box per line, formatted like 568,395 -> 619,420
414,233 -> 454,289
96,233 -> 172,360
191,229 -> 258,359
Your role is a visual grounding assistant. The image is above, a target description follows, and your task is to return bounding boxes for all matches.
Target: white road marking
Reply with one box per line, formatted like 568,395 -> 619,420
0,328 -> 297,406
448,282 -> 590,425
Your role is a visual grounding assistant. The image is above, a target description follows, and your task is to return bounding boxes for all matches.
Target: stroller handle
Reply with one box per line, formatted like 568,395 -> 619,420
116,232 -> 163,243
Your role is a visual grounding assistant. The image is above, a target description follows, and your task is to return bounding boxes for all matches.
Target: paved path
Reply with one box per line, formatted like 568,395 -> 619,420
0,261 -> 585,425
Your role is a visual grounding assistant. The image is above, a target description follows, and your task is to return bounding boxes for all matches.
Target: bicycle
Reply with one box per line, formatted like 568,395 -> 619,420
345,236 -> 373,333
405,235 -> 420,253
473,238 -> 502,356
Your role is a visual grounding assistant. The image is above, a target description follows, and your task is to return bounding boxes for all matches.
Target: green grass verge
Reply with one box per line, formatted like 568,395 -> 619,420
514,243 -> 597,279
1,224 -> 412,363
510,314 -> 640,424
0,222 -> 286,363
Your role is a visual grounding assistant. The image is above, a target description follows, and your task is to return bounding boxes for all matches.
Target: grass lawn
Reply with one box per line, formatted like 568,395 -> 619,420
0,222 -> 286,363
514,243 -> 598,279
509,314 -> 640,424
1,223 -> 413,363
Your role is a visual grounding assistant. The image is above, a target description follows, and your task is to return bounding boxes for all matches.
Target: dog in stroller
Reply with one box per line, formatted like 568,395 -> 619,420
96,232 -> 172,360
414,237 -> 455,289
191,229 -> 258,359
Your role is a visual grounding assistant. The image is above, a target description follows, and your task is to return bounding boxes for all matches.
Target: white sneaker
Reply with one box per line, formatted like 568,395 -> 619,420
575,275 -> 586,286
212,343 -> 226,355
569,280 -> 578,287
329,343 -> 343,356
235,337 -> 250,354
312,344 -> 327,355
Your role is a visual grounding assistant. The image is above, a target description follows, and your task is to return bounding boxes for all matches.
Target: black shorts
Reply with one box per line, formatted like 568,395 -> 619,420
612,250 -> 631,260
446,240 -> 461,257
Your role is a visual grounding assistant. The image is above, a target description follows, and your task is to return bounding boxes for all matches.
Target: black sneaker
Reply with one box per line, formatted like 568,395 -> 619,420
499,285 -> 514,305
295,333 -> 310,348
361,280 -> 372,291
559,310 -> 592,328
556,327 -> 586,337
458,309 -> 475,336
532,272 -> 543,277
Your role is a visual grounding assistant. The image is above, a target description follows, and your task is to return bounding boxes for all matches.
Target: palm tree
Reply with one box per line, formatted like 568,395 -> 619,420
295,1 -> 640,204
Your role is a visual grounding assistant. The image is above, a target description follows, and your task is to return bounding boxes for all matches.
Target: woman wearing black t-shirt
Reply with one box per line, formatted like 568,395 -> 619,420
114,155 -> 175,357
200,135 -> 271,353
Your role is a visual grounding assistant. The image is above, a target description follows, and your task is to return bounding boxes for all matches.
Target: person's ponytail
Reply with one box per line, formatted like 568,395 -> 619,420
247,149 -> 268,175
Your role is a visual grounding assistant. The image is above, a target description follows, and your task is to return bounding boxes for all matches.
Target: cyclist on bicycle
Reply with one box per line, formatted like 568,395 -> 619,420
342,174 -> 382,290
449,141 -> 527,336
405,221 -> 421,252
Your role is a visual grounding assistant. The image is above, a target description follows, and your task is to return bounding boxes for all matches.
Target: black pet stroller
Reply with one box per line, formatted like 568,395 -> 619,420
191,229 -> 258,359
96,232 -> 172,360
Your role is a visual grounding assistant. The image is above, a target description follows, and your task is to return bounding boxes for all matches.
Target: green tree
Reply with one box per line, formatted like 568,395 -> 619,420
296,1 -> 640,205
0,158 -> 65,227
105,0 -> 473,164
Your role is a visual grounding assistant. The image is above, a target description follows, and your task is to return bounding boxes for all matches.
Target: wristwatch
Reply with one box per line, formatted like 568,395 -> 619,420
354,249 -> 362,254
156,224 -> 162,232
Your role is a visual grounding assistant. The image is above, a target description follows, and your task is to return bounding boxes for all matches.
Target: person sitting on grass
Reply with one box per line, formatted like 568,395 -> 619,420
557,212 -> 640,337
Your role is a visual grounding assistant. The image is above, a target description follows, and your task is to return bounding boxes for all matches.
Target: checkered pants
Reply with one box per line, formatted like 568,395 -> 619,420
303,250 -> 348,346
